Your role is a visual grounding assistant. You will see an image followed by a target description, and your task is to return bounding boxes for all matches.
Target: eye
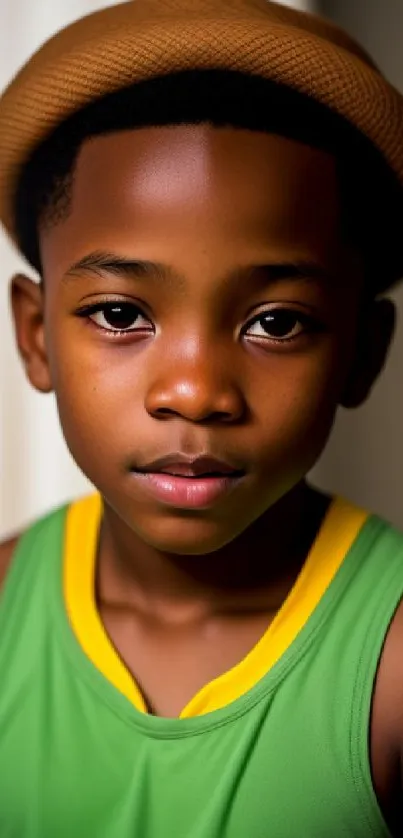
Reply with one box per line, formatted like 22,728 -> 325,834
78,302 -> 153,334
244,308 -> 313,343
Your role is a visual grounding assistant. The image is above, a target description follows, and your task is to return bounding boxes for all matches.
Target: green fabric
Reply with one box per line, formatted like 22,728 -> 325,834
0,502 -> 402,837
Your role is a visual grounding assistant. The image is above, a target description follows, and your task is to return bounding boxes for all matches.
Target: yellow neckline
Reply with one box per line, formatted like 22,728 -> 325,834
64,493 -> 368,718
64,494 -> 147,713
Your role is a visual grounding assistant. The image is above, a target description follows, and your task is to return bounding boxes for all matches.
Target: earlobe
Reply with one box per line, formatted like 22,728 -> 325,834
10,273 -> 53,394
341,297 -> 396,409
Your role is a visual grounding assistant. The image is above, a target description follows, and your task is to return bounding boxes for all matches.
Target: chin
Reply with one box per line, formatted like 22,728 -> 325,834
133,514 -> 244,556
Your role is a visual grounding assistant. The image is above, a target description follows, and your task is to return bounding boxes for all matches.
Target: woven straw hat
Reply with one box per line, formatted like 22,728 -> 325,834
1,0 -> 403,270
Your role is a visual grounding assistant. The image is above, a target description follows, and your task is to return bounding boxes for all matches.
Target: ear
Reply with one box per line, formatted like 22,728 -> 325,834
10,274 -> 53,394
341,297 -> 396,409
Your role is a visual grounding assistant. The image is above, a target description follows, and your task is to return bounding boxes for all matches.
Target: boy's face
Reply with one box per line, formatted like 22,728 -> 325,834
12,124 -> 393,554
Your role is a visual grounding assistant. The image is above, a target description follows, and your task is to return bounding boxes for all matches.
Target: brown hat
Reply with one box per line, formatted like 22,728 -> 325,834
1,0 -> 403,272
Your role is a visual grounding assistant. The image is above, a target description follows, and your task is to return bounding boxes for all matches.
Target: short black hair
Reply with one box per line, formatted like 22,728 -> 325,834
14,69 -> 403,292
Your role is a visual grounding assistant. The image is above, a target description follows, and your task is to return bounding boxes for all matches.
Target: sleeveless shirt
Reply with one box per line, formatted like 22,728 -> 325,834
0,493 -> 402,837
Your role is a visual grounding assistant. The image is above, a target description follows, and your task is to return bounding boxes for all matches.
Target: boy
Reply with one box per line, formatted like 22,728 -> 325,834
1,0 -> 403,834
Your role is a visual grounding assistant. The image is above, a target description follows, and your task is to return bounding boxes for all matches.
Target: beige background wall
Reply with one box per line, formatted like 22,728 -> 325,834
0,0 -> 117,539
310,0 -> 403,527
1,0 -> 402,538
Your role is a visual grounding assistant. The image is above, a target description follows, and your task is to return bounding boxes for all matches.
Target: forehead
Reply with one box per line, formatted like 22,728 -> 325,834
40,124 -> 344,279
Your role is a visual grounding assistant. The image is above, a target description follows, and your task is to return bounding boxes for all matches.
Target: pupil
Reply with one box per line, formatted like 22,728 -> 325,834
106,305 -> 137,329
262,311 -> 297,337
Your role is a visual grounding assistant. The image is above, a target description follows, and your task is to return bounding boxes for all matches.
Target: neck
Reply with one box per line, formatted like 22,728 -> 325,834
96,482 -> 330,620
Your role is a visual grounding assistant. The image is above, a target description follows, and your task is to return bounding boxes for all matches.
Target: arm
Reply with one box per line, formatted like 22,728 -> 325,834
0,534 -> 20,591
370,596 -> 403,837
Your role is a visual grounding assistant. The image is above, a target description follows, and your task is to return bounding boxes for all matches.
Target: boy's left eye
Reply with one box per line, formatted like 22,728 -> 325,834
244,308 -> 313,342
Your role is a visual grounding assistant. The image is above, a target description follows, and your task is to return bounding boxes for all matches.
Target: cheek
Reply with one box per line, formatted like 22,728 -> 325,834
254,344 -> 350,467
45,323 -> 133,463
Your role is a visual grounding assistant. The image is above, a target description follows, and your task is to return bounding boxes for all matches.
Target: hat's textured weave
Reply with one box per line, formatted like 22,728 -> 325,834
0,0 -> 403,249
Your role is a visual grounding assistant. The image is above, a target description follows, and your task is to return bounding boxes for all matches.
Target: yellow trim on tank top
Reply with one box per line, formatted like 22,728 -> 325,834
64,492 -> 368,718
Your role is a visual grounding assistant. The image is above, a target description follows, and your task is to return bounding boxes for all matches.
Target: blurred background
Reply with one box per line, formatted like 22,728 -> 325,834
1,0 -> 403,539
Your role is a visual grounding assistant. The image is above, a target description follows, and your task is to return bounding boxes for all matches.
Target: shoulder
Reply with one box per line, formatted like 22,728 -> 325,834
0,496 -> 94,594
0,533 -> 22,591
370,591 -> 403,834
369,516 -> 403,833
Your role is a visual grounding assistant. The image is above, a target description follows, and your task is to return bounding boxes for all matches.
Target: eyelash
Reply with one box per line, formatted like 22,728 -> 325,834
76,301 -> 153,337
241,309 -> 317,344
75,301 -> 319,344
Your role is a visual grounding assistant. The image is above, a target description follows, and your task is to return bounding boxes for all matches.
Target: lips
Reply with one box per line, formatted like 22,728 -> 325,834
136,454 -> 244,479
130,453 -> 246,509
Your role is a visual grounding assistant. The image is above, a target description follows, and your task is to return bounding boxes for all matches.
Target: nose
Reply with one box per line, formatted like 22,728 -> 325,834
145,338 -> 246,424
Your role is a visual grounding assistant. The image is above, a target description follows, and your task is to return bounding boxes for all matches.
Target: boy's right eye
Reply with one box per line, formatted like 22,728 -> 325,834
76,302 -> 153,334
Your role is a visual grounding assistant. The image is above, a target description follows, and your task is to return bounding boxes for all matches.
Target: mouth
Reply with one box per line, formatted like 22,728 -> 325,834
138,454 -> 244,478
130,454 -> 246,509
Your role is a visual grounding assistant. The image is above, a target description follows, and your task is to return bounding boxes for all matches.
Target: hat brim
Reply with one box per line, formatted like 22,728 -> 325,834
1,1 -> 403,278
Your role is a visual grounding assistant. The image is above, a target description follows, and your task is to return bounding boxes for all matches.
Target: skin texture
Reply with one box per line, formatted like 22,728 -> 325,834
5,125 -> 400,827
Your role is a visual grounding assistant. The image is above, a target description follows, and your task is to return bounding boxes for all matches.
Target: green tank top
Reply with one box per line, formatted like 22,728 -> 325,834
0,495 -> 402,837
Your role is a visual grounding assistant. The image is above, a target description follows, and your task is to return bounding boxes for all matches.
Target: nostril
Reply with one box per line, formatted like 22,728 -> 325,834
153,407 -> 179,417
151,407 -> 239,424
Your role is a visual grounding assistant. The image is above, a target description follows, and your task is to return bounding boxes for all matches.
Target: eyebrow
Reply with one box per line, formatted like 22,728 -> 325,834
63,251 -> 164,281
63,249 -> 333,285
